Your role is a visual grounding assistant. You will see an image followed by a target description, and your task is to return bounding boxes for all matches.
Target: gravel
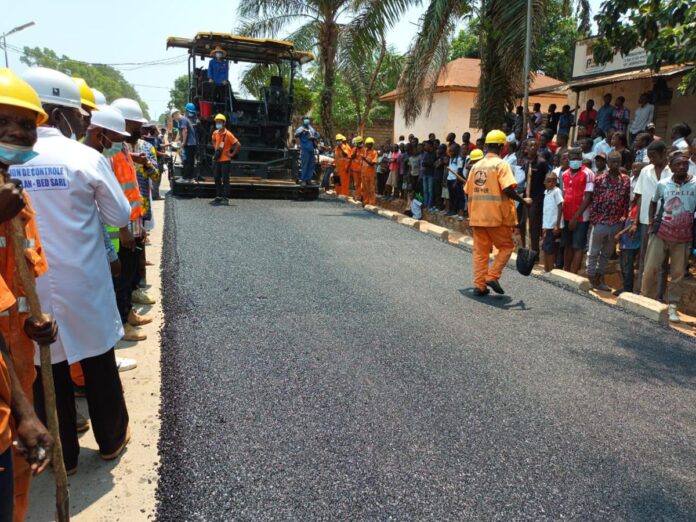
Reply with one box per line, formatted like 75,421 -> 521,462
156,196 -> 696,521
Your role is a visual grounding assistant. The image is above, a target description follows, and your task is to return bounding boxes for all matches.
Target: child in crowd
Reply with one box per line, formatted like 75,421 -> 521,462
542,172 -> 564,272
408,143 -> 422,197
630,161 -> 645,201
386,144 -> 400,198
614,199 -> 641,295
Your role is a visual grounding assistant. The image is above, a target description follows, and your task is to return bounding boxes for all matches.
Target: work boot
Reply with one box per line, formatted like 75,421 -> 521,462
486,280 -> 505,295
221,197 -> 229,206
128,309 -> 153,327
473,287 -> 490,297
132,288 -> 156,305
589,274 -> 600,288
595,275 -> 611,292
210,197 -> 221,206
668,304 -> 680,323
122,323 -> 147,342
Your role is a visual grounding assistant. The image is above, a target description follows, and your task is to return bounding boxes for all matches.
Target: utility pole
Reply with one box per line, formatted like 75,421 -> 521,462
521,0 -> 532,139
1,21 -> 36,67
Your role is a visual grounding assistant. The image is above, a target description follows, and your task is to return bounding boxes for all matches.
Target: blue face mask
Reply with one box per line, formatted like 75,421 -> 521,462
215,123 -> 223,130
0,143 -> 38,165
103,141 -> 123,159
303,119 -> 310,126
569,160 -> 582,170
215,53 -> 223,59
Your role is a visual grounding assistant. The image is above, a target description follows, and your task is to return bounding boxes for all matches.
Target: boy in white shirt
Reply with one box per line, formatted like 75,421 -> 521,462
542,172 -> 564,272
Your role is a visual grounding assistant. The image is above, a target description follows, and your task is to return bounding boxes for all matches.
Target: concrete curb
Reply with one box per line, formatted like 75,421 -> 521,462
616,292 -> 669,324
326,194 -> 679,326
543,269 -> 591,292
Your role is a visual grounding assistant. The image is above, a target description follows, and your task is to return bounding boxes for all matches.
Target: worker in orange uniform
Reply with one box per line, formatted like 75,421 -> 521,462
348,136 -> 365,201
333,134 -> 351,197
0,68 -> 58,521
464,129 -> 532,296
361,138 -> 379,205
211,114 -> 241,206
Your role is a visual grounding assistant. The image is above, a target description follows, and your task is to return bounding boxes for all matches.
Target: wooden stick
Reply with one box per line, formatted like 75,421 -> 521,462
2,171 -> 70,521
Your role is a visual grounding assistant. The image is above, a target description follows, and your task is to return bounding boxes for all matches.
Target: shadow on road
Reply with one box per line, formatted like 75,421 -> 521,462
459,288 -> 531,311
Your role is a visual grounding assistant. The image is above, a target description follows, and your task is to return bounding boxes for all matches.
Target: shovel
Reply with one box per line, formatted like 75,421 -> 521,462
516,162 -> 538,276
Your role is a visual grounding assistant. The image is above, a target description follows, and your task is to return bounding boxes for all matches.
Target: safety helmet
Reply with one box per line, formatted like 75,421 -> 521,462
111,98 -> 148,123
0,68 -> 48,125
185,102 -> 196,113
354,136 -> 364,144
91,87 -> 107,105
21,67 -> 82,110
469,148 -> 484,161
214,113 -> 226,122
485,129 -> 506,145
335,134 -> 346,141
72,77 -> 98,111
170,108 -> 180,116
365,137 -> 375,145
90,104 -> 130,136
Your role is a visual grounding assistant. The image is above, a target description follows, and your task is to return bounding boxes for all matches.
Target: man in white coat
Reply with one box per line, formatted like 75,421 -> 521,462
9,67 -> 132,472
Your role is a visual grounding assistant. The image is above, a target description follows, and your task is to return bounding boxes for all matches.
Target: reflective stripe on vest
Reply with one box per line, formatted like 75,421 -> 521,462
0,297 -> 28,317
0,236 -> 35,249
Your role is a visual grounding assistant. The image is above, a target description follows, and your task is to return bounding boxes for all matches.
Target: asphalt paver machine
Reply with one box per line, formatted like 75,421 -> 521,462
166,32 -> 317,199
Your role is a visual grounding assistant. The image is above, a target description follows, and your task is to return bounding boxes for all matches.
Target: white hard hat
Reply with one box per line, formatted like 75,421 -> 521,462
90,104 -> 130,136
91,87 -> 107,105
111,98 -> 147,123
170,108 -> 180,116
21,67 -> 82,110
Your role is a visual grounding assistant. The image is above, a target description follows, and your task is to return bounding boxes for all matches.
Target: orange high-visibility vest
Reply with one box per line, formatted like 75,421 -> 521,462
350,147 -> 365,173
111,150 -> 144,221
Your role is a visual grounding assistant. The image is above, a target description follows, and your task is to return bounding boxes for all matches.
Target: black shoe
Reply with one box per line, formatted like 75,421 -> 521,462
210,197 -> 221,206
300,180 -> 308,187
486,280 -> 505,294
473,287 -> 490,297
221,197 -> 229,206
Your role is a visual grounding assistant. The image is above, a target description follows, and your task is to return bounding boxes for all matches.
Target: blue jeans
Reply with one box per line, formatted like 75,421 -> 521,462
423,175 -> 434,207
0,447 -> 13,522
621,248 -> 638,292
300,149 -> 315,182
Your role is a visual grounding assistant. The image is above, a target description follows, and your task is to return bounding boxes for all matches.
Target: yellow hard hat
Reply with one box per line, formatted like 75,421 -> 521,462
72,77 -> 98,111
485,129 -> 506,144
335,133 -> 346,141
0,68 -> 48,125
365,137 -> 375,145
354,135 -> 364,143
214,113 -> 226,122
470,148 -> 484,161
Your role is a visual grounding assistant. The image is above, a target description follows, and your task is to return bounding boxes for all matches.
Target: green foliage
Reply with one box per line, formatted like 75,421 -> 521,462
20,47 -> 150,118
449,23 -> 480,60
168,74 -> 189,111
593,0 -> 696,94
449,0 -> 579,81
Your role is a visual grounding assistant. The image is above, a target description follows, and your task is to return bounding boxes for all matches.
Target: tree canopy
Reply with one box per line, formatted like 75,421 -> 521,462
20,47 -> 150,118
593,0 -> 696,94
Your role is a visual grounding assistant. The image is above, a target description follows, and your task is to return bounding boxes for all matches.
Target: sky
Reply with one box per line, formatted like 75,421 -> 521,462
4,0 -> 602,118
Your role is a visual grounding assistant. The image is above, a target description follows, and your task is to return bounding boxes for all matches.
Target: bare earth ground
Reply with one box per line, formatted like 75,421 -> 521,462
26,180 -> 166,521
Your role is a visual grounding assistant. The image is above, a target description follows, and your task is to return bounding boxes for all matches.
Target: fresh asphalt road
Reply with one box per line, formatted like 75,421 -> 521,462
156,195 -> 696,521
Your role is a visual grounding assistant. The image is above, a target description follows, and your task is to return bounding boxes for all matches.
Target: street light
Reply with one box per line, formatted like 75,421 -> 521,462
1,21 -> 36,67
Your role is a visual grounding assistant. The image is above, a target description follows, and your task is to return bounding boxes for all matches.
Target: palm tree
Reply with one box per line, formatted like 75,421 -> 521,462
389,0 -> 546,132
237,0 -> 356,143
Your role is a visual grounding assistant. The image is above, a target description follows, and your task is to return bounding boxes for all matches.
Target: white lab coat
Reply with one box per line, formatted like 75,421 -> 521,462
10,127 -> 131,364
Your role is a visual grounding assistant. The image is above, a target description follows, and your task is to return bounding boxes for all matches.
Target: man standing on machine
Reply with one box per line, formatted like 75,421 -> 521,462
207,46 -> 229,113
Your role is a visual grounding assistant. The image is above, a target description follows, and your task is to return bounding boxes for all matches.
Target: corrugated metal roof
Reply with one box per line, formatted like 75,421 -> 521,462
529,64 -> 695,94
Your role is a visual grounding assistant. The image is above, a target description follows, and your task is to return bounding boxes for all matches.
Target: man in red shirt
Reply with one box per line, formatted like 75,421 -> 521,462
585,151 -> 631,289
211,114 -> 241,205
562,148 -> 595,273
578,99 -> 597,136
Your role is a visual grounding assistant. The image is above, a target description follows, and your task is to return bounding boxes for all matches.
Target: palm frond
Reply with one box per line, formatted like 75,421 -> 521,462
397,0 -> 471,125
237,14 -> 313,38
238,0 -> 318,20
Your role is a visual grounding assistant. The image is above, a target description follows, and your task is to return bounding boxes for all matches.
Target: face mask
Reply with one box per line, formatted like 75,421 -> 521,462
58,111 -> 77,140
569,160 -> 582,170
0,143 -> 38,165
303,119 -> 310,126
215,53 -> 223,59
103,140 -> 123,159
215,123 -> 223,130
187,111 -> 195,118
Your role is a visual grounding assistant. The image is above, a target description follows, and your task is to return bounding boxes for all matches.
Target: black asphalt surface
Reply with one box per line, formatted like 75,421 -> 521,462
156,196 -> 696,521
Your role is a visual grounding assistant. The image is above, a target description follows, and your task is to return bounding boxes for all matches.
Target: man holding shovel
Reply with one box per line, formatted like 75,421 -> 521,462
465,130 -> 531,296
0,67 -> 57,521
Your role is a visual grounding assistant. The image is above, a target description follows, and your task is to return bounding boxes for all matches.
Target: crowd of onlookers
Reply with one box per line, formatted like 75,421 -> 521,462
327,94 -> 696,325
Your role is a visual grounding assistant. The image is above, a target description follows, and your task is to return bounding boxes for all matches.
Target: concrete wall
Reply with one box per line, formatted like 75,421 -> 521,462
390,90 -> 568,142
571,76 -> 696,142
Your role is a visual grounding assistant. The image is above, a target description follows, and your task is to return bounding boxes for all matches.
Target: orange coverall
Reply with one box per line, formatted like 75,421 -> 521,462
334,143 -> 352,197
361,149 -> 379,206
0,194 -> 48,521
349,146 -> 365,201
